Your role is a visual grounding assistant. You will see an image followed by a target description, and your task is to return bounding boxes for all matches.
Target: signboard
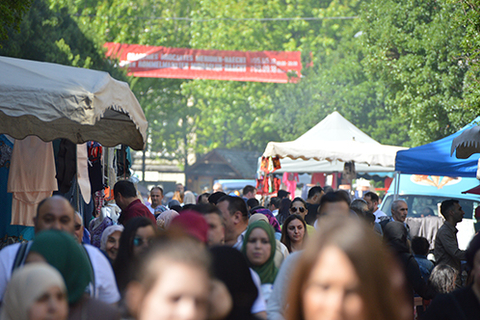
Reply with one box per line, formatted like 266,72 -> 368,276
104,43 -> 302,83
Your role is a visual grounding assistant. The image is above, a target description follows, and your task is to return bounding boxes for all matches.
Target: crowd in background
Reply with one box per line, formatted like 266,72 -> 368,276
1,181 -> 480,320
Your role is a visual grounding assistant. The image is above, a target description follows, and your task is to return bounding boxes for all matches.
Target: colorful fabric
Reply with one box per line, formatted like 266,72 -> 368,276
89,216 -> 113,249
251,208 -> 281,233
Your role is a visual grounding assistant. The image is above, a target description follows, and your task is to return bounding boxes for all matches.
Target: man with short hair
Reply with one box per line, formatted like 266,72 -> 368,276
435,199 -> 466,287
363,191 -> 387,222
216,195 -> 249,248
242,185 -> 257,200
305,186 -> 324,225
268,197 -> 281,217
195,204 -> 225,246
114,180 -> 155,225
277,189 -> 290,200
146,186 -> 165,215
391,199 -> 408,223
317,191 -> 351,218
379,200 -> 411,238
0,196 -> 120,304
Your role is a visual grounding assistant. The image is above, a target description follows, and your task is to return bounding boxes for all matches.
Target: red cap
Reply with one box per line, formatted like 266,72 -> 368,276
170,210 -> 208,243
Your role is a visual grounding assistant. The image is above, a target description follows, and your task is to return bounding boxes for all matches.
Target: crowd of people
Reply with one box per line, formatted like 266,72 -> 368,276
1,181 -> 480,320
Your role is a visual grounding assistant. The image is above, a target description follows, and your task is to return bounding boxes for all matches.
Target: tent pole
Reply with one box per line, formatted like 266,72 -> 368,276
394,171 -> 400,200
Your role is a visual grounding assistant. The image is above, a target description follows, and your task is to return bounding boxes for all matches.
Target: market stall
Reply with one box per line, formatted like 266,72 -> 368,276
0,56 -> 147,245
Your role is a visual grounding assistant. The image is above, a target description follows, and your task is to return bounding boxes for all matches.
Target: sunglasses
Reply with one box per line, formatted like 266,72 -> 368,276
133,237 -> 153,247
290,206 -> 305,213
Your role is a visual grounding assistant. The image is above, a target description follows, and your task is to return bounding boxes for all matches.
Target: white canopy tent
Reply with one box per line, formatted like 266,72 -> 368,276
262,111 -> 407,172
0,56 -> 147,150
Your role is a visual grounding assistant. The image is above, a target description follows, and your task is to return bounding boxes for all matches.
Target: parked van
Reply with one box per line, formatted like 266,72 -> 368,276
379,174 -> 480,250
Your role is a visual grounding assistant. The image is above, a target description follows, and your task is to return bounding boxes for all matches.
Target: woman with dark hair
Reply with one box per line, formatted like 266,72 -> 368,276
276,198 -> 291,225
281,214 -> 307,253
289,197 -> 315,236
286,216 -> 411,320
113,217 -> 156,294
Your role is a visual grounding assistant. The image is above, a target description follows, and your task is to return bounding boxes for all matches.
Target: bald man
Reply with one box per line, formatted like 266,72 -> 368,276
0,196 -> 120,304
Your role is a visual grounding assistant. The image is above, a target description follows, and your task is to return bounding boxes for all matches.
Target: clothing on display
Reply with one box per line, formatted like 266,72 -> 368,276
7,136 -> 57,226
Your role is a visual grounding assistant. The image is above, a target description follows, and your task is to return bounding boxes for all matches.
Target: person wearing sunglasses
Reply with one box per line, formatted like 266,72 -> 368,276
113,217 -> 156,295
289,197 -> 316,236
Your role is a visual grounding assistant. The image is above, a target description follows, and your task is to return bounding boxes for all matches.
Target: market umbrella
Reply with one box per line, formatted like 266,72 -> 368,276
0,56 -> 147,150
451,126 -> 480,159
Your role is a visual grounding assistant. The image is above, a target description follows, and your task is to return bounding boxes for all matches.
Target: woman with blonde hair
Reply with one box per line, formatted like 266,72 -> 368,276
286,216 -> 411,320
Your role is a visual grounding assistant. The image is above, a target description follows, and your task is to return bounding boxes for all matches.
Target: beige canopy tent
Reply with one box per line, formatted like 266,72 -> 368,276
0,56 -> 147,150
263,111 -> 407,170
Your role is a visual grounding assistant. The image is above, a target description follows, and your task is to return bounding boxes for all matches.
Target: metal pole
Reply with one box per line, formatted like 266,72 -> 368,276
394,171 -> 400,200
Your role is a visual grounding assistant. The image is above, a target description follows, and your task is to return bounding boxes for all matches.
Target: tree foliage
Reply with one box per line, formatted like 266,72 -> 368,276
0,0 -> 33,43
2,0 -> 480,162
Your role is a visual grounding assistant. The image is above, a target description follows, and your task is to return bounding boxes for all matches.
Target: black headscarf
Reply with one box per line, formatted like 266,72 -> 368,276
209,246 -> 258,320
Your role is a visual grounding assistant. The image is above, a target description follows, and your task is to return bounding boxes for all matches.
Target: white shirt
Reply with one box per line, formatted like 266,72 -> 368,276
146,204 -> 155,214
373,208 -> 387,223
233,229 -> 247,250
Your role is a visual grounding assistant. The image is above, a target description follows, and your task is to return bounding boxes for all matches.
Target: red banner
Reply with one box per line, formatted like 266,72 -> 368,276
104,43 -> 302,83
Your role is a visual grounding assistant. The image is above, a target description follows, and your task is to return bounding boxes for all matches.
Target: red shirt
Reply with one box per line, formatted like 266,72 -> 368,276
118,199 -> 156,226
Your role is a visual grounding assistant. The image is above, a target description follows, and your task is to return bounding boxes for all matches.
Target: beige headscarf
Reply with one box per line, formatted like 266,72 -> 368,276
1,264 -> 67,320
157,209 -> 179,229
249,213 -> 269,225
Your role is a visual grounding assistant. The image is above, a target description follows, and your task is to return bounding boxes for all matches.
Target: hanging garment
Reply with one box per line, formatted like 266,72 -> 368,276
282,172 -> 299,196
8,136 -> 57,226
77,143 -> 91,205
311,173 -> 325,186
88,142 -> 103,193
56,139 -> 76,193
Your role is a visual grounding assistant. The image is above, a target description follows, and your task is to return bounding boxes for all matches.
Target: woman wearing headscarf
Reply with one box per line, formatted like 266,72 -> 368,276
100,225 -> 124,263
210,246 -> 259,320
1,264 -> 68,320
241,221 -> 278,304
383,221 -> 436,305
25,230 -> 119,320
156,209 -> 179,230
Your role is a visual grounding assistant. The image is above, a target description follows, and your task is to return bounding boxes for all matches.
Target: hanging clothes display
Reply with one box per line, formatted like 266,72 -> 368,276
77,143 -> 91,205
116,145 -> 131,178
88,141 -> 103,194
311,172 -> 325,186
7,136 -> 57,226
55,139 -> 76,194
282,172 -> 299,196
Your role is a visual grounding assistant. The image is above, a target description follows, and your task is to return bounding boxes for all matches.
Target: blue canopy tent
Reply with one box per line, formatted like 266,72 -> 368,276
395,116 -> 480,178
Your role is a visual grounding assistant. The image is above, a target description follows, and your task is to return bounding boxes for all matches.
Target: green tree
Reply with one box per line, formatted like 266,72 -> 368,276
0,0 -> 33,43
360,0 -> 474,146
